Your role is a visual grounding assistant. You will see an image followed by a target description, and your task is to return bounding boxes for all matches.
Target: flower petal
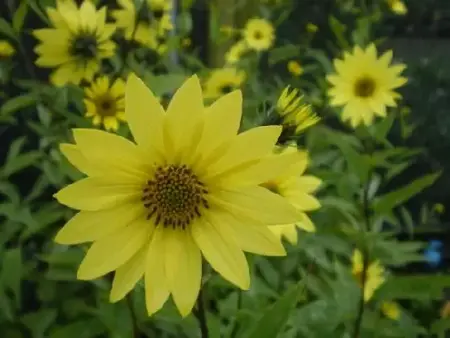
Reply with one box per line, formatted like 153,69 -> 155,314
59,143 -> 101,176
54,177 -> 141,211
55,201 -> 145,244
77,221 -> 152,280
270,224 -> 298,245
192,216 -> 249,289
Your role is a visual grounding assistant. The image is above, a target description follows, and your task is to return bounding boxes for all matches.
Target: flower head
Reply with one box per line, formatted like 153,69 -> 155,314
54,74 -> 303,317
387,0 -> 407,15
261,146 -> 321,244
327,44 -> 407,127
287,60 -> 303,77
0,40 -> 15,58
84,76 -> 126,131
243,18 -> 275,52
203,68 -> 246,100
352,249 -> 385,301
225,40 -> 250,65
33,0 -> 116,86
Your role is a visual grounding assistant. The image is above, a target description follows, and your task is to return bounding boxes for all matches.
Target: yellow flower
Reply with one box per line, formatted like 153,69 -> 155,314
54,74 -> 303,317
33,0 -> 116,86
277,86 -> 321,134
112,0 -> 173,47
262,146 -> 321,244
441,301 -> 450,318
387,0 -> 407,15
306,23 -> 318,34
243,18 -> 275,52
287,60 -> 303,77
381,301 -> 401,320
84,76 -> 126,131
203,68 -> 246,100
0,40 -> 15,58
327,44 -> 407,127
225,40 -> 250,65
352,249 -> 385,301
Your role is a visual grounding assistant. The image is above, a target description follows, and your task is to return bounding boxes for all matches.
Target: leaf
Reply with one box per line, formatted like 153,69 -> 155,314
2,151 -> 41,177
0,287 -> 14,320
22,309 -> 57,338
26,0 -> 50,24
0,18 -> 17,40
1,248 -> 22,307
376,275 -> 450,300
1,93 -> 38,117
373,172 -> 441,213
372,110 -> 395,141
268,45 -> 300,65
49,319 -> 106,338
329,16 -> 349,49
13,1 -> 28,32
245,281 -> 305,338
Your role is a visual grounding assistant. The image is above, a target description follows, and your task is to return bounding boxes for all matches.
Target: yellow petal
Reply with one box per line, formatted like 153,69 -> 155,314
292,176 -> 322,194
296,213 -> 316,232
77,222 -> 151,280
212,186 -> 302,225
191,216 -> 249,289
145,226 -> 170,315
125,73 -> 165,157
110,242 -> 147,302
55,202 -> 145,244
165,229 -> 202,317
285,191 -> 321,211
59,143 -> 101,176
270,224 -> 298,245
72,128 -> 151,181
54,177 -> 141,211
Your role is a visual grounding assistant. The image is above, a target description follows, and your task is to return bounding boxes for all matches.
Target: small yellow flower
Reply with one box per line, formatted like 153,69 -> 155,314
181,37 -> 191,48
277,86 -> 320,134
441,301 -> 450,318
381,301 -> 401,320
225,40 -> 249,65
203,68 -> 246,100
262,146 -> 321,244
387,0 -> 407,15
352,249 -> 385,301
327,44 -> 407,127
433,203 -> 445,214
84,76 -> 126,131
306,23 -> 318,34
243,18 -> 275,52
0,40 -> 15,58
287,60 -> 303,77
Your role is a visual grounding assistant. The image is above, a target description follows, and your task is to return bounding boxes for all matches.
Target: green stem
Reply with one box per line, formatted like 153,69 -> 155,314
126,294 -> 140,338
194,287 -> 209,338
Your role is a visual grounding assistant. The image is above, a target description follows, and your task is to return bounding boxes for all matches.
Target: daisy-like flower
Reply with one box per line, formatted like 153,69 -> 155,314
243,18 -> 275,52
84,76 -> 126,131
277,86 -> 321,135
387,0 -> 407,15
261,146 -> 321,244
287,60 -> 303,77
0,40 -> 15,58
327,44 -> 407,127
33,0 -> 116,86
54,74 -> 303,317
225,40 -> 250,65
112,0 -> 173,48
203,68 -> 246,100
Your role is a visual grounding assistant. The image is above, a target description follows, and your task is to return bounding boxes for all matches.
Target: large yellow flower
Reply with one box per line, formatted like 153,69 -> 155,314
261,146 -> 321,244
84,76 -> 126,131
33,0 -> 116,86
243,18 -> 275,52
327,44 -> 407,127
112,0 -> 173,48
203,68 -> 246,100
54,74 -> 303,317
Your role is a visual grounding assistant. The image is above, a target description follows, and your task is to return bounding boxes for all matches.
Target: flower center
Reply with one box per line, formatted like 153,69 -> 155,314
95,96 -> 117,117
220,84 -> 234,94
152,9 -> 164,20
142,165 -> 209,229
70,34 -> 98,59
354,77 -> 376,98
253,31 -> 263,40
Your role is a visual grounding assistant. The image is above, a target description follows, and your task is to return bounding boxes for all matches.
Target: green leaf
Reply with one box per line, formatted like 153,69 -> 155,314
329,16 -> 349,49
373,172 -> 441,213
2,151 -> 41,177
1,248 -> 22,307
268,45 -> 299,65
245,281 -> 305,338
0,18 -> 17,40
22,309 -> 57,338
26,0 -> 50,24
1,93 -> 38,117
13,1 -> 28,32
49,319 -> 106,338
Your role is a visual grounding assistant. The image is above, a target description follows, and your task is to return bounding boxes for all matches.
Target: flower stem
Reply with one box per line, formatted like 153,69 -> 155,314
126,294 -> 140,338
230,290 -> 242,338
194,287 -> 209,338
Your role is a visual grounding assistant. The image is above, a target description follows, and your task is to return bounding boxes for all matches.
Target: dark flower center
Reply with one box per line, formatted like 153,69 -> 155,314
254,31 -> 263,40
142,165 -> 209,229
96,96 -> 117,117
354,77 -> 376,98
152,9 -> 164,20
70,34 -> 98,59
220,84 -> 234,94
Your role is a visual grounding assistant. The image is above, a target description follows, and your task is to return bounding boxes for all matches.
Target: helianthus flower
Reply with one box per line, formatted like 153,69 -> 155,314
203,68 -> 246,100
112,0 -> 173,48
243,18 -> 275,52
0,40 -> 15,58
287,60 -> 303,77
84,76 -> 126,131
327,44 -> 407,127
261,146 -> 321,244
225,40 -> 250,65
387,0 -> 407,15
54,73 -> 303,317
33,0 -> 116,86
277,86 -> 321,135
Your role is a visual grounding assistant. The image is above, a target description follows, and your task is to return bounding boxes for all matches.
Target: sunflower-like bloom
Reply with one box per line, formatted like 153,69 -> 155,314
84,76 -> 126,131
0,40 -> 15,58
54,74 -> 303,317
277,86 -> 321,135
112,0 -> 173,49
243,18 -> 275,52
327,44 -> 407,127
33,0 -> 116,86
287,60 -> 303,77
203,68 -> 246,100
225,40 -> 250,65
352,250 -> 401,320
261,146 -> 321,244
387,0 -> 407,15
